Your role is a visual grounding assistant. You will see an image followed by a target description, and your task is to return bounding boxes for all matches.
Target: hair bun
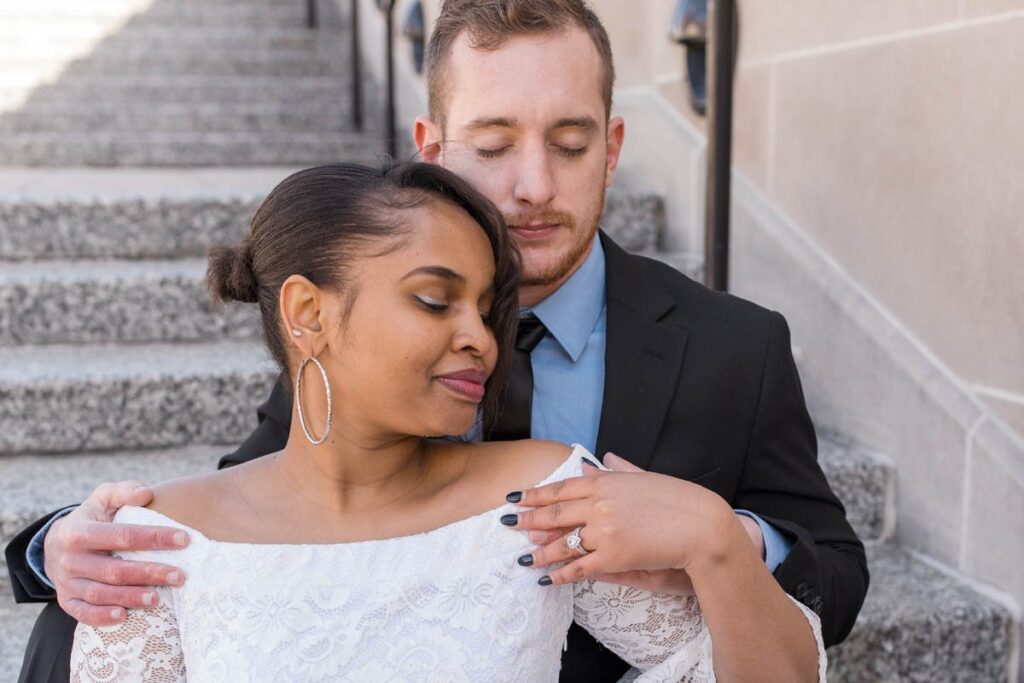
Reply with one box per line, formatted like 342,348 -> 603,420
207,242 -> 259,303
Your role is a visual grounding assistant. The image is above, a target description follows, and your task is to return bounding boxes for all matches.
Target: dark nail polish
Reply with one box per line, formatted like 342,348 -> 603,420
582,457 -> 600,468
517,554 -> 534,567
538,575 -> 553,586
500,514 -> 518,527
506,491 -> 523,503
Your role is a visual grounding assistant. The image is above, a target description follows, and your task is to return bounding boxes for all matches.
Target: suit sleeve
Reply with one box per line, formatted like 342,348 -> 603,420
5,511 -> 63,603
734,311 -> 869,647
218,372 -> 292,469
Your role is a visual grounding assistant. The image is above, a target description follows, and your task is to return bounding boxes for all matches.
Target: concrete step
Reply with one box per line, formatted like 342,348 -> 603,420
0,168 -> 287,261
0,26 -> 343,52
1,51 -> 346,79
0,102 -> 350,134
0,74 -> 354,107
0,170 -> 661,260
818,433 -> 894,543
827,544 -> 1018,682
0,130 -> 382,166
3,4 -> 338,28
0,259 -> 260,346
0,341 -> 278,454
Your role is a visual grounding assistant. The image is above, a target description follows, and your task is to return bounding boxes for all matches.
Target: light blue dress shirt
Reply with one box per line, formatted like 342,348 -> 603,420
27,240 -> 792,586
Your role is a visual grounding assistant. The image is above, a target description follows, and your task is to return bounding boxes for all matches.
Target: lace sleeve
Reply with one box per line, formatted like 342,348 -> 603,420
70,586 -> 186,683
572,582 -> 827,682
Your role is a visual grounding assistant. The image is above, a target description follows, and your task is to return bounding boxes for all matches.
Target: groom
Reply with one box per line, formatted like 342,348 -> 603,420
7,1 -> 868,680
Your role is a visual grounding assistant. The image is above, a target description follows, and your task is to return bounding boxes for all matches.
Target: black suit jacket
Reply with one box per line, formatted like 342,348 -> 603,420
6,233 -> 867,682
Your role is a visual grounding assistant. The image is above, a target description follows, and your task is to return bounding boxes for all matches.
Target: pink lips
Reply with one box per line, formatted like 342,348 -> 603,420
510,223 -> 558,240
436,368 -> 487,402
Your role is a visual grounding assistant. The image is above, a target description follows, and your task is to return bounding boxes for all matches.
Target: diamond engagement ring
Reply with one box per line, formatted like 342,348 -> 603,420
566,526 -> 589,556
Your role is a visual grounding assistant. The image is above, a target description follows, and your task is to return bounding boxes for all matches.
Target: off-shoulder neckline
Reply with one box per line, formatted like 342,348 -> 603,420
117,443 -> 587,551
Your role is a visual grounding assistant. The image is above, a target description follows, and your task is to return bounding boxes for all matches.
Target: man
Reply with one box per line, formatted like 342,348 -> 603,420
7,1 -> 867,680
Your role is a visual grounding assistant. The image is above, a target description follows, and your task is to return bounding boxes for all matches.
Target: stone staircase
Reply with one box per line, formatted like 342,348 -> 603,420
0,0 -> 1018,680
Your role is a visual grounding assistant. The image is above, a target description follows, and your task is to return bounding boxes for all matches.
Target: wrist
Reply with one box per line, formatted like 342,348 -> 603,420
686,506 -> 757,578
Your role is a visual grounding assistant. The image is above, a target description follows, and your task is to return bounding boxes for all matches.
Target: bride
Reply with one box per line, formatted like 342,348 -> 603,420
69,162 -> 826,682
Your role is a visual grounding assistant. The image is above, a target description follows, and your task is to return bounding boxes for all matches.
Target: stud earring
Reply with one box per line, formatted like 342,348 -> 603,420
292,329 -> 302,337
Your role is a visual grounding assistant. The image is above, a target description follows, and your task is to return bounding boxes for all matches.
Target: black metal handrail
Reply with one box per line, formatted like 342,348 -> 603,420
704,0 -> 736,292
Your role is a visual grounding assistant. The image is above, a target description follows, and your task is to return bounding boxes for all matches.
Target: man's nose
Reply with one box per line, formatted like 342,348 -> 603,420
512,144 -> 556,207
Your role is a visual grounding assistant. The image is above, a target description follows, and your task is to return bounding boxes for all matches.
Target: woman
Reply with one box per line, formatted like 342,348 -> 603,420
69,162 -> 825,681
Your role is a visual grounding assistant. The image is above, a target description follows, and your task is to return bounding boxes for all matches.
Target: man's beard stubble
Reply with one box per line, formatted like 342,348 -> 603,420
510,185 -> 606,287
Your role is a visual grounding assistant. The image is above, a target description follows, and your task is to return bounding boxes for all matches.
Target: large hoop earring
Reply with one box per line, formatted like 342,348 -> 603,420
295,355 -> 333,446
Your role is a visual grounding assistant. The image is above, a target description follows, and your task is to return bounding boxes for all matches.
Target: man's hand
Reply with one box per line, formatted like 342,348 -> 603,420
513,453 -> 760,589
44,481 -> 189,626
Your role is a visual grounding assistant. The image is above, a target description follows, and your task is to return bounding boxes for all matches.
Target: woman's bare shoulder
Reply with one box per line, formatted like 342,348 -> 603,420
145,467 -> 243,535
456,439 -> 576,497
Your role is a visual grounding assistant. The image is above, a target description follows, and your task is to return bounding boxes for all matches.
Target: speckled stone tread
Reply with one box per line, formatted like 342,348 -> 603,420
827,544 -> 1017,682
0,171 -> 663,259
0,341 -> 278,454
0,131 -> 383,167
0,258 -> 261,345
0,102 -> 352,134
818,433 -> 894,542
0,75 -> 355,108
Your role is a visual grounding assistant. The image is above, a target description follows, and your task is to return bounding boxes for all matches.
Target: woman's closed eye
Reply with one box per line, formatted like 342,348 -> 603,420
415,295 -> 448,313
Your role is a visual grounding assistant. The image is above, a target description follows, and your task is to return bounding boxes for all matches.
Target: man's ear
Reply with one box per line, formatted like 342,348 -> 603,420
414,116 -> 444,165
604,116 -> 625,188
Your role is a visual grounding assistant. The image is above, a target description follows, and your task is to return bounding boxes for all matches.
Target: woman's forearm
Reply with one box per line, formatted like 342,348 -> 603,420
688,512 -> 821,682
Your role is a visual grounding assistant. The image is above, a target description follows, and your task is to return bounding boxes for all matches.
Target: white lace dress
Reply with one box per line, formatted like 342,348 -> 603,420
70,445 -> 826,682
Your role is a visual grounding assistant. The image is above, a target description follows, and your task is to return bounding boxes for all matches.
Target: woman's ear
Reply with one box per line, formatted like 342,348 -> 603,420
280,274 -> 326,357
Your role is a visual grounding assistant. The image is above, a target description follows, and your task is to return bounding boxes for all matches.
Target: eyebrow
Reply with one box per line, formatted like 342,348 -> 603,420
462,116 -> 598,132
464,116 -> 519,131
552,116 -> 598,131
401,265 -> 467,283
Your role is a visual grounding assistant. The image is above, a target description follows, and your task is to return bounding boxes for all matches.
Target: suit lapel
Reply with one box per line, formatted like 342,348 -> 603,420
595,234 -> 689,470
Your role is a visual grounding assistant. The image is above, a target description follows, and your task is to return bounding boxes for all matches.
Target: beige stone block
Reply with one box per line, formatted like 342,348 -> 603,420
731,192 -> 974,565
962,0 -> 1024,18
591,0 -> 652,88
651,0 -> 685,82
771,17 -> 1024,398
613,90 -> 705,251
961,419 -> 1024,613
732,64 -> 771,188
980,393 -> 1024,437
737,0 -> 960,63
655,80 -> 706,136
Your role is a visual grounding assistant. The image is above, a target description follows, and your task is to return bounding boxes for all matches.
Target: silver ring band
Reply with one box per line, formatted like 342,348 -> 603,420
566,526 -> 589,556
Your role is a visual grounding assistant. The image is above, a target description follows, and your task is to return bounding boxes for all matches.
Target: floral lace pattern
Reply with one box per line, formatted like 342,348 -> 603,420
70,445 -> 826,682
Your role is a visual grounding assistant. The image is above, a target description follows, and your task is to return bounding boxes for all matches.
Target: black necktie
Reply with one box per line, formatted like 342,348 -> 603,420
488,316 -> 548,441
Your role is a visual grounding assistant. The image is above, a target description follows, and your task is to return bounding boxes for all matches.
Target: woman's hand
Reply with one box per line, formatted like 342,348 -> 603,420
505,454 -> 741,587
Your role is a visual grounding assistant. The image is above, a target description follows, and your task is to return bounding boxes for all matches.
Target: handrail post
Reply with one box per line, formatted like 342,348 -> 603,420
384,1 -> 397,157
351,0 -> 363,131
703,0 -> 735,292
306,0 -> 319,29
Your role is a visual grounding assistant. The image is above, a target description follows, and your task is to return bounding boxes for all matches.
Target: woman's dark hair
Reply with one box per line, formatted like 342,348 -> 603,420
207,161 -> 520,430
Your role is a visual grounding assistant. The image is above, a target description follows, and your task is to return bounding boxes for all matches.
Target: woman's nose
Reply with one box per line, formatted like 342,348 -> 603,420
454,309 -> 494,356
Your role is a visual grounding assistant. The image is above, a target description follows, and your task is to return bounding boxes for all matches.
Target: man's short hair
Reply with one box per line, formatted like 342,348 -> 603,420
424,0 -> 616,130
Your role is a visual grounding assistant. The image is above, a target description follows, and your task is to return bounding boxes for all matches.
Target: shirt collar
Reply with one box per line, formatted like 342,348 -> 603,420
524,239 -> 606,362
